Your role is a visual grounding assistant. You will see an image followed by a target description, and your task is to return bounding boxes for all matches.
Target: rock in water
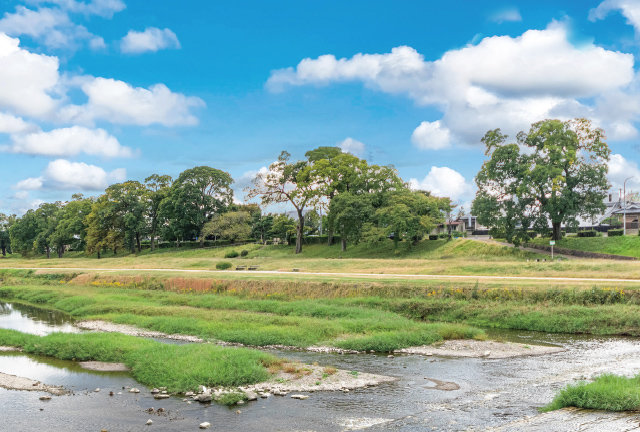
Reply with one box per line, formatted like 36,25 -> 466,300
199,422 -> 211,429
129,388 -> 140,393
39,395 -> 51,401
245,391 -> 258,401
154,394 -> 170,400
146,419 -> 153,425
291,394 -> 309,400
150,388 -> 159,394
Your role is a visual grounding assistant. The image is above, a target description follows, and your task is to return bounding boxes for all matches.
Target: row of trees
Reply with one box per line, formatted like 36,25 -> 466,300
1,147 -> 453,258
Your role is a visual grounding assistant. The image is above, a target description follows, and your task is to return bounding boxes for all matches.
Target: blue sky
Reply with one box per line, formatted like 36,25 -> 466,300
1,0 -> 640,214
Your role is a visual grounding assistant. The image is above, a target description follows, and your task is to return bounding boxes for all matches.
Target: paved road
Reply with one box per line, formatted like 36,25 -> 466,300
4,266 -> 640,284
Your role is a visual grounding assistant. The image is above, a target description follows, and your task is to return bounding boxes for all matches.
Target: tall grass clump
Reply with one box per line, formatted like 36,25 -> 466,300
0,329 -> 276,392
542,374 -> 640,412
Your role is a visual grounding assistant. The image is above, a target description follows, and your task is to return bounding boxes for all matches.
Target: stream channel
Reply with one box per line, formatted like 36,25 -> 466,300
1,301 -> 640,431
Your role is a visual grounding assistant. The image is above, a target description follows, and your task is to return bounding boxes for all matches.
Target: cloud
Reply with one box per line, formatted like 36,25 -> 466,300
608,153 -> 640,191
0,113 -> 36,134
489,7 -> 522,23
60,77 -> 205,126
411,120 -> 451,150
0,6 -> 105,50
0,33 -> 61,118
338,137 -> 365,157
8,126 -> 133,158
409,166 -> 472,201
589,0 -> 640,33
267,22 -> 635,145
16,159 -> 126,191
26,0 -> 126,18
120,27 -> 181,54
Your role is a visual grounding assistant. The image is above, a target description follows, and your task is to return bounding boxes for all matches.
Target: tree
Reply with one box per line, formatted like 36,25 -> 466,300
85,195 -> 124,258
33,202 -> 63,259
144,174 -> 172,251
49,194 -> 93,257
251,213 -> 273,244
329,193 -> 373,251
473,118 -> 610,242
0,213 -> 15,256
203,211 -> 252,242
161,166 -> 233,246
9,210 -> 39,256
375,190 -> 449,248
103,181 -> 148,253
247,151 -> 317,254
269,214 -> 296,244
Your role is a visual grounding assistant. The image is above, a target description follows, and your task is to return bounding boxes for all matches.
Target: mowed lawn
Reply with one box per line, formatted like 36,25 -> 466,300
531,235 -> 640,259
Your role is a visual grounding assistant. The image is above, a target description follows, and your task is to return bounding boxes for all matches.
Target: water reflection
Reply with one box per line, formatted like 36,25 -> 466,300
0,302 -> 81,335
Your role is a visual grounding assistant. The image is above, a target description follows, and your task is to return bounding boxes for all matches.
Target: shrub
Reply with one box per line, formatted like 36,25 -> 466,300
428,235 -> 438,240
438,233 -> 451,239
224,250 -> 239,258
578,230 -> 597,238
608,229 -> 624,237
240,250 -> 249,257
216,262 -> 232,270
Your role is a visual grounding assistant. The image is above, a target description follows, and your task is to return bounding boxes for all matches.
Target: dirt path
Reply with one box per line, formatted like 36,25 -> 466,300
5,266 -> 640,284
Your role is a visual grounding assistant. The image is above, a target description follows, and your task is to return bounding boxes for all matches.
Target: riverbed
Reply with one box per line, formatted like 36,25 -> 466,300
1,301 -> 639,431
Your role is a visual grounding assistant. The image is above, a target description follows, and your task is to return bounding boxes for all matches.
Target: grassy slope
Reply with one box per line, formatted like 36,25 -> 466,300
531,236 -> 640,258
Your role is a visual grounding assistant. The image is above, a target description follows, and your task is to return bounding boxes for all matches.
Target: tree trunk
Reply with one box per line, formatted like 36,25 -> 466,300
136,232 -> 141,253
150,230 -> 156,251
295,209 -> 304,254
46,246 -> 50,259
1,246 -> 5,256
341,236 -> 347,252
327,226 -> 334,246
552,222 -> 562,241
57,246 -> 63,258
97,250 -> 101,259
199,233 -> 204,248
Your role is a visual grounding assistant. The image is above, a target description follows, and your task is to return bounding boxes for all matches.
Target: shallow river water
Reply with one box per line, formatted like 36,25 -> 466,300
1,302 -> 640,431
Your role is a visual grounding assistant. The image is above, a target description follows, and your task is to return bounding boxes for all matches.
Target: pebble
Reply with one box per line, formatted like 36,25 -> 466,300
94,388 -> 100,392
129,388 -> 140,393
185,391 -> 195,397
236,400 -> 245,405
109,391 -> 114,396
199,422 -> 211,429
150,388 -> 160,394
387,355 -> 394,358
146,419 -> 153,426
245,391 -> 258,401
39,396 -> 51,401
236,410 -> 242,414
291,394 -> 309,400
154,394 -> 170,400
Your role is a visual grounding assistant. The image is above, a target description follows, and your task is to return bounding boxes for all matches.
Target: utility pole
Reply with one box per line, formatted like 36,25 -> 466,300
624,177 -> 633,236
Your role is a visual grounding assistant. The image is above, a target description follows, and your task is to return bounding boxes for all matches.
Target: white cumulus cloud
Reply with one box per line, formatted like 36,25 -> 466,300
0,113 -> 36,134
608,153 -> 640,191
589,0 -> 640,33
60,77 -> 205,126
16,159 -> 126,191
409,166 -> 472,201
338,137 -> 365,157
0,33 -> 60,118
267,22 -> 635,145
26,0 -> 126,18
411,121 -> 451,150
121,27 -> 181,54
8,126 -> 133,158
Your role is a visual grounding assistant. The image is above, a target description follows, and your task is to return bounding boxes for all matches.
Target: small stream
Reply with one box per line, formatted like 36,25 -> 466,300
1,302 -> 640,431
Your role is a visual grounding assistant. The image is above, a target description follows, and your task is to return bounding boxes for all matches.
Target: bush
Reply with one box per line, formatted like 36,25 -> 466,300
438,233 -> 451,239
240,250 -> 249,257
428,235 -> 438,240
608,229 -> 624,237
578,230 -> 598,238
216,262 -> 232,270
224,250 -> 239,258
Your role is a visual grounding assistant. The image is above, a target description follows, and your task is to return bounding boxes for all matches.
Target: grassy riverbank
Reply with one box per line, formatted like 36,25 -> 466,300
543,374 -> 640,412
0,329 -> 275,392
531,235 -> 640,258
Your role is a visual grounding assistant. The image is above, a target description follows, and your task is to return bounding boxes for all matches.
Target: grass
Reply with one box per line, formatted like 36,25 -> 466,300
0,329 -> 275,392
0,279 -> 486,351
543,374 -> 640,412
531,235 -> 640,258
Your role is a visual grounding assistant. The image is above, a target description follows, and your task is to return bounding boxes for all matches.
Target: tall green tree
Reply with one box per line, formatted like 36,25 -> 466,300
329,192 -> 373,251
9,210 -> 39,256
144,174 -> 172,251
49,194 -> 93,257
247,151 -> 316,254
161,166 -> 233,246
269,214 -> 296,244
202,211 -> 252,242
33,202 -> 64,259
473,118 -> 610,242
0,213 -> 15,256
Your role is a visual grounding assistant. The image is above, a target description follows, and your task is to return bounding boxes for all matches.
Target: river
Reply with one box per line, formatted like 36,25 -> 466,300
1,302 -> 639,431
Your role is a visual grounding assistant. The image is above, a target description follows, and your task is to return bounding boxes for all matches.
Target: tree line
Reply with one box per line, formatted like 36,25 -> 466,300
0,146 -> 453,258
